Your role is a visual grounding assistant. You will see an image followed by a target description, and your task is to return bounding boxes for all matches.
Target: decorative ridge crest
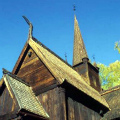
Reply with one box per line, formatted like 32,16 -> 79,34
23,16 -> 33,39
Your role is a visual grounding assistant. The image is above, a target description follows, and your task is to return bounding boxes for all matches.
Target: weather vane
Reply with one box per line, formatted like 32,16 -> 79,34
73,4 -> 76,12
92,55 -> 95,62
65,53 -> 67,62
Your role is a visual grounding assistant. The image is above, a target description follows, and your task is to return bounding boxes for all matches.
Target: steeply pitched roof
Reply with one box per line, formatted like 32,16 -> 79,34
28,37 -> 109,110
73,15 -> 88,66
2,72 -> 49,119
101,85 -> 120,120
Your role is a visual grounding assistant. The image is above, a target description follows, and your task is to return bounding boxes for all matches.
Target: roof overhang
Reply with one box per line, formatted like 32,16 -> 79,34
61,80 -> 110,115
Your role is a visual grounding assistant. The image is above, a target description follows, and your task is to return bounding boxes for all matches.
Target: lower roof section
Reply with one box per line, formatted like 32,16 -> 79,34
101,85 -> 120,120
3,71 -> 49,120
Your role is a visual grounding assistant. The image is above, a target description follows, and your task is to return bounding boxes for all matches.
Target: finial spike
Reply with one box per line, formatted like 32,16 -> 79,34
92,55 -> 95,62
92,55 -> 97,67
73,4 -> 76,11
22,16 -> 33,39
65,53 -> 67,63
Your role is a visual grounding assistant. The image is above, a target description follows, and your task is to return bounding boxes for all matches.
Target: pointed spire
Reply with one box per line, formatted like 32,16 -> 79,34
23,16 -> 33,39
73,15 -> 88,66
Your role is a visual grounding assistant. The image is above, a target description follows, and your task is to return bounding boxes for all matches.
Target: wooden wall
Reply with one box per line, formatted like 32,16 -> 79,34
16,47 -> 57,95
67,97 -> 101,120
37,87 -> 67,120
37,84 -> 102,120
0,86 -> 18,120
74,63 -> 87,78
88,64 -> 101,92
73,62 -> 101,92
73,63 -> 89,84
66,86 -> 101,120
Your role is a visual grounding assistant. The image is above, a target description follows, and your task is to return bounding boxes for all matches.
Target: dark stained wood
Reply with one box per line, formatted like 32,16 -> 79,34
15,47 -> 57,95
59,87 -> 67,120
73,62 -> 89,83
73,60 -> 101,92
0,111 -> 18,120
0,87 -> 19,119
33,82 -> 57,96
12,42 -> 29,74
0,82 -> 5,96
88,64 -> 101,92
37,87 -> 67,120
66,88 -> 101,120
59,81 -> 104,120
21,115 -> 44,120
19,110 -> 47,120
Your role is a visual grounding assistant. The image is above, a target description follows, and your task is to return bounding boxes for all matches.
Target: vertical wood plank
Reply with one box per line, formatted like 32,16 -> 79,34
59,87 -> 67,120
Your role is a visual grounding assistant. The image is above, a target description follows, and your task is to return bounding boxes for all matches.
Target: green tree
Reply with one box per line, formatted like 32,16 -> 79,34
115,41 -> 120,53
98,61 -> 120,90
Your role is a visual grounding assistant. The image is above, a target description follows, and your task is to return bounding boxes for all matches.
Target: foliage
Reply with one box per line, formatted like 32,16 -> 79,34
98,61 -> 120,90
115,41 -> 120,53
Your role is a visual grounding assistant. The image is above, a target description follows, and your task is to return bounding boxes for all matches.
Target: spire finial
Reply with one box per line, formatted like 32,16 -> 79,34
65,53 -> 67,63
73,4 -> 76,15
23,16 -> 33,39
92,55 -> 95,62
73,4 -> 76,12
92,55 -> 97,67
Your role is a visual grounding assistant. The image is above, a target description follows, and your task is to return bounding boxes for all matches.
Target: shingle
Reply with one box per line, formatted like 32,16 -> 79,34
73,15 -> 88,66
101,86 -> 120,119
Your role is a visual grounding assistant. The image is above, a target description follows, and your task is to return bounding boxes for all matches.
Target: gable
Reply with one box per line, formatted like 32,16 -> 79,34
12,44 -> 57,95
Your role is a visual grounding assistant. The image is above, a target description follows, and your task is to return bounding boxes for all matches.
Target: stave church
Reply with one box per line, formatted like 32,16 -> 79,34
0,14 -> 119,120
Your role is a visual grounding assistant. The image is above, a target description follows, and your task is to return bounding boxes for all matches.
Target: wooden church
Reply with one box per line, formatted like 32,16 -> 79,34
0,15 -> 116,120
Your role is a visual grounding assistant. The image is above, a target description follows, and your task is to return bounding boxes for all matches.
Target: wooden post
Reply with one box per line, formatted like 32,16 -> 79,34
59,87 -> 67,120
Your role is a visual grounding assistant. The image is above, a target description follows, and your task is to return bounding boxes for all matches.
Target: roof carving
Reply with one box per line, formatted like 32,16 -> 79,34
23,16 -> 33,39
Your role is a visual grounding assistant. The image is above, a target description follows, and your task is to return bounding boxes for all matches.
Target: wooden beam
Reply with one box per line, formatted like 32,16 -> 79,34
12,42 -> 29,74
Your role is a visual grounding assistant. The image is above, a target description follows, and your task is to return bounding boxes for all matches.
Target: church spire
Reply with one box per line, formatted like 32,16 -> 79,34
73,15 -> 88,66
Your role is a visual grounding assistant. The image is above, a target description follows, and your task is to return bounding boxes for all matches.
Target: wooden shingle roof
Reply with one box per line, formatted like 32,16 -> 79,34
3,72 -> 49,119
101,85 -> 120,120
28,37 -> 109,110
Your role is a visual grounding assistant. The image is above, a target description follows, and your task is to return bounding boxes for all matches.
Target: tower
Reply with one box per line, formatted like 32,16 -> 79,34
73,15 -> 101,92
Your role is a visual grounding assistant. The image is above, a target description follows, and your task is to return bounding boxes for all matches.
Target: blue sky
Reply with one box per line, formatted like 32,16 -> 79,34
0,0 -> 120,78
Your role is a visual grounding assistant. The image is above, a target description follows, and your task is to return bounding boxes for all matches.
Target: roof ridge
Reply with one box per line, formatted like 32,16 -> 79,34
3,68 -> 29,86
101,85 -> 120,95
32,37 -> 73,68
